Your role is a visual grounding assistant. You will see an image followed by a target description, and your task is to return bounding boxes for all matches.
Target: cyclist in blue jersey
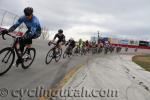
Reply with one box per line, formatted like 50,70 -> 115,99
1,7 -> 41,66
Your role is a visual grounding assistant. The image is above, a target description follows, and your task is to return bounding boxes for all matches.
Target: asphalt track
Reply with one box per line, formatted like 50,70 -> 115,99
0,36 -> 150,100
58,54 -> 150,100
0,37 -> 101,100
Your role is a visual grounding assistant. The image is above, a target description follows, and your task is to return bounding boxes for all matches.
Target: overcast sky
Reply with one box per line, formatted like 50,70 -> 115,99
0,0 -> 150,40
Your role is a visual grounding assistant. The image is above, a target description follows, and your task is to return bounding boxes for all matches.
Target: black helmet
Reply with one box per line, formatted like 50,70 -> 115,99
58,29 -> 63,33
24,7 -> 33,16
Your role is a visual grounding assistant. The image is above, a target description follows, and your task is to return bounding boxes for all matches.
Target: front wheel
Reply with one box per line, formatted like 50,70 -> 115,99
63,51 -> 67,59
104,48 -> 108,54
0,47 -> 15,76
55,48 -> 62,62
45,49 -> 54,64
22,48 -> 36,69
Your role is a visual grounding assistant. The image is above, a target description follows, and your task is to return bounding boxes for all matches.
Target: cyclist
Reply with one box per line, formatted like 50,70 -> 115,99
74,42 -> 80,54
65,38 -> 76,55
49,29 -> 65,47
1,7 -> 41,66
85,40 -> 90,53
82,41 -> 86,48
78,39 -> 83,49
85,40 -> 89,48
104,40 -> 110,47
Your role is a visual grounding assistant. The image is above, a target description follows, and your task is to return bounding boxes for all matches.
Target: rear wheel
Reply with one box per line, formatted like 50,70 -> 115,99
63,51 -> 67,59
55,48 -> 62,62
0,47 -> 15,76
105,48 -> 108,54
22,48 -> 36,69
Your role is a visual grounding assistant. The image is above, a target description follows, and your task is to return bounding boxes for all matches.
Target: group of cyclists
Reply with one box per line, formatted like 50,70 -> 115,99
0,7 -> 122,75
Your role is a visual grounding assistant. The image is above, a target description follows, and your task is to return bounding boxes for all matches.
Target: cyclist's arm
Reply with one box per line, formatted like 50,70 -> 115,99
53,34 -> 58,41
61,35 -> 66,45
36,26 -> 41,33
62,35 -> 66,43
8,17 -> 23,32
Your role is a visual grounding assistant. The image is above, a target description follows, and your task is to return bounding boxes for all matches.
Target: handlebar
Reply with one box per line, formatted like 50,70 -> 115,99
1,33 -> 16,40
48,41 -> 57,46
0,30 -> 17,40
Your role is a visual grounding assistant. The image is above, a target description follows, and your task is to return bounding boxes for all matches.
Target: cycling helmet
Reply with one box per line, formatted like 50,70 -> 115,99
24,7 -> 33,16
58,29 -> 63,33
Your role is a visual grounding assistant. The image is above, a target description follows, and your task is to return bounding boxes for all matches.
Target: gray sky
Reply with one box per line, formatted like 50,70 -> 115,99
0,0 -> 150,40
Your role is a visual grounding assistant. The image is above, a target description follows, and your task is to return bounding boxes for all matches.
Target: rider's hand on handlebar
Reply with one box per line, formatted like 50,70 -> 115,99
1,29 -> 8,35
48,41 -> 51,46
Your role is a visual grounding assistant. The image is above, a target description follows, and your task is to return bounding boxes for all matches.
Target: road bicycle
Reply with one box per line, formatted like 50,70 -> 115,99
0,29 -> 36,76
45,41 -> 62,64
63,46 -> 73,58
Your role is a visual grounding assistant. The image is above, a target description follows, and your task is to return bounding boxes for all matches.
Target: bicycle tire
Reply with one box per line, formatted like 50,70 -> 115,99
63,51 -> 67,59
45,49 -> 54,64
22,48 -> 36,69
0,47 -> 15,76
55,48 -> 62,62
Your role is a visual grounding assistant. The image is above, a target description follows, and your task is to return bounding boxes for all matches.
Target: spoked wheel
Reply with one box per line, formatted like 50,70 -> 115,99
98,48 -> 102,53
105,48 -> 108,54
0,47 -> 15,76
45,49 -> 54,64
63,51 -> 67,59
63,47 -> 70,59
55,48 -> 62,62
22,48 -> 36,69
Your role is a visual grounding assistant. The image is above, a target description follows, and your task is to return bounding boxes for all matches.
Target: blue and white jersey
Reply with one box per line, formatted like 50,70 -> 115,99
9,15 -> 41,36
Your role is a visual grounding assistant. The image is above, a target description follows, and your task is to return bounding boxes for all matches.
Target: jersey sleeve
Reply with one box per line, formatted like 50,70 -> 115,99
53,34 -> 58,40
63,35 -> 66,41
31,17 -> 41,34
8,17 -> 23,32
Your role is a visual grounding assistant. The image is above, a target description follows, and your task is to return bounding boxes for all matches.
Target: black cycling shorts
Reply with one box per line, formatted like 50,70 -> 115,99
19,38 -> 32,45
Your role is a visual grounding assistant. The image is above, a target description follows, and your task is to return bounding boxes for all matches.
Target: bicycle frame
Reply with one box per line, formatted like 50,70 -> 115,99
2,34 -> 24,63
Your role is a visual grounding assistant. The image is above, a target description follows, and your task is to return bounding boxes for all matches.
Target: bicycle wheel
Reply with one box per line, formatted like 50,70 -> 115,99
98,48 -> 102,53
63,51 -> 67,59
45,49 -> 54,64
55,48 -> 62,62
73,48 -> 78,56
22,48 -> 36,69
0,47 -> 15,76
105,48 -> 108,54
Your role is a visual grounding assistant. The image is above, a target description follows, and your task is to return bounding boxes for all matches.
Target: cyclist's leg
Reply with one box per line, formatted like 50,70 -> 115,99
16,38 -> 26,66
19,38 -> 26,55
53,40 -> 60,57
22,38 -> 33,61
70,46 -> 74,55
24,38 -> 32,54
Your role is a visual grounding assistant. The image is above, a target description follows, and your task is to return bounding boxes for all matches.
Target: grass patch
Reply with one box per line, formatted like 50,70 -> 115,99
132,55 -> 150,72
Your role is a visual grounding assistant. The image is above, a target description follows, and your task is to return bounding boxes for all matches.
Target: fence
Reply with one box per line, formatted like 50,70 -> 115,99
0,9 -> 50,40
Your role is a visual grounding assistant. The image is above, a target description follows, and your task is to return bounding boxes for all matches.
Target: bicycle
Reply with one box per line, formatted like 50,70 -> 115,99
104,46 -> 109,54
80,47 -> 86,55
116,46 -> 122,53
63,46 -> 72,58
0,29 -> 36,76
45,41 -> 62,64
92,47 -> 97,54
97,47 -> 103,53
74,46 -> 80,56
